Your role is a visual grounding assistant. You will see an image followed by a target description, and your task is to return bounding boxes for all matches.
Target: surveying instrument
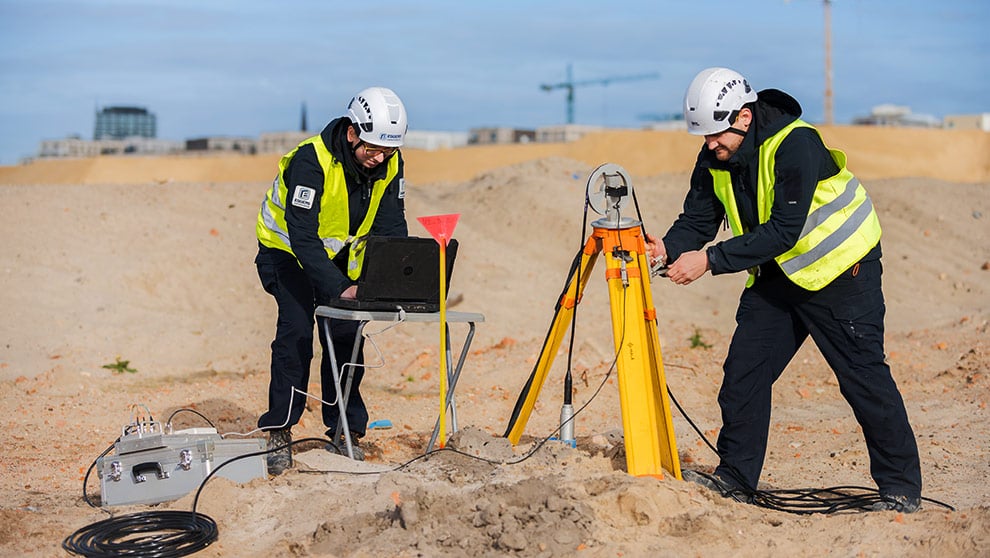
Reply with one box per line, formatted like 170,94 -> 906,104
503,163 -> 681,479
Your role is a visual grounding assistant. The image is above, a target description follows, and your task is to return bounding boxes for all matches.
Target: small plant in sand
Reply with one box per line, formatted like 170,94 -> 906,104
689,329 -> 712,350
103,357 -> 138,374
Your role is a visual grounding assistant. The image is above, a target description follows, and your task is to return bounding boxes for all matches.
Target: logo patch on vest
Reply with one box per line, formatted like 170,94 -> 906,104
398,178 -> 405,199
291,185 -> 315,209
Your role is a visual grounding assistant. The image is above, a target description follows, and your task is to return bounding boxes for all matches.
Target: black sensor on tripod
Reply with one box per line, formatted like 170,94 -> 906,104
604,185 -> 628,198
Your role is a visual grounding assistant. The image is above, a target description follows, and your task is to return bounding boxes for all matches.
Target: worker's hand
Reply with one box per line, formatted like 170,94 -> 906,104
645,234 -> 667,266
666,250 -> 709,285
339,285 -> 358,299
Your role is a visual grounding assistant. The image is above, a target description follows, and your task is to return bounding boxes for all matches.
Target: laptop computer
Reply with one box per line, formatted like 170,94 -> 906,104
330,236 -> 458,313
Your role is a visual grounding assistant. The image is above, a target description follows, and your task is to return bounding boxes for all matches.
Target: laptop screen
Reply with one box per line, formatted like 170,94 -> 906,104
334,236 -> 457,312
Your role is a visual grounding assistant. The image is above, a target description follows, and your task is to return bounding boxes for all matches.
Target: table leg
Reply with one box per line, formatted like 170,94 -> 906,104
445,326 -> 458,432
428,322 -> 477,451
324,318 -> 367,460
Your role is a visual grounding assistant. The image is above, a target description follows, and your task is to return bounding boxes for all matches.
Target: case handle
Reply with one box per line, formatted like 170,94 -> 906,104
132,461 -> 169,482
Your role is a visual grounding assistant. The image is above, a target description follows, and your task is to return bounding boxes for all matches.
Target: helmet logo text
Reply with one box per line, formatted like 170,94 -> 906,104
716,79 -> 752,105
353,96 -> 373,121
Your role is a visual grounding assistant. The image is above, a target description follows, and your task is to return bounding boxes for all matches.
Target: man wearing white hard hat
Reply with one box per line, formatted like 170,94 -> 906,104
648,68 -> 923,513
255,87 -> 409,473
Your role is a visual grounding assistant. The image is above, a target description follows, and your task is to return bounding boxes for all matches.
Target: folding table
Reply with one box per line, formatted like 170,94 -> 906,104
314,305 -> 485,459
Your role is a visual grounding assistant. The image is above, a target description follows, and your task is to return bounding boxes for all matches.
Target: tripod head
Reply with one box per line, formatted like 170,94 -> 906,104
586,163 -> 641,229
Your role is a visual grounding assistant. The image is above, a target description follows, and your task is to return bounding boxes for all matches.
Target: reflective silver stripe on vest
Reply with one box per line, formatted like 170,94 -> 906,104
260,183 -> 291,248
270,177 -> 285,209
261,176 -> 366,257
323,237 -> 344,253
797,176 -> 860,239
780,194 -> 875,275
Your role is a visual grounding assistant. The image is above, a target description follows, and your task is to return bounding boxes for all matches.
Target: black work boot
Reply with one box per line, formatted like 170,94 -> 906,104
267,428 -> 293,475
871,493 -> 921,513
682,469 -> 753,504
325,431 -> 365,461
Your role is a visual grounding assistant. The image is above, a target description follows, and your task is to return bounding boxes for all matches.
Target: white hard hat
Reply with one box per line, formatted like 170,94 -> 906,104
346,86 -> 408,147
683,67 -> 758,136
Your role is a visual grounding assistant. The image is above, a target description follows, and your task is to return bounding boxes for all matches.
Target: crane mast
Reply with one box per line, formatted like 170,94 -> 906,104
824,0 -> 833,125
541,64 -> 659,124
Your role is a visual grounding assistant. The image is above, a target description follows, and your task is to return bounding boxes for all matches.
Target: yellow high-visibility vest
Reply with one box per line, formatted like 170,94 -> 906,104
256,135 -> 399,279
711,119 -> 881,291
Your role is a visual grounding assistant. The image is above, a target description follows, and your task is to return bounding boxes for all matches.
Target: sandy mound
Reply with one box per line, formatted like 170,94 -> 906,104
3,127 -> 988,187
1,128 -> 988,556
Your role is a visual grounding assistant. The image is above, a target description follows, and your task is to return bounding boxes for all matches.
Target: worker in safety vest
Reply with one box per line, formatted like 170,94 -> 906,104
255,86 -> 409,473
647,68 -> 923,512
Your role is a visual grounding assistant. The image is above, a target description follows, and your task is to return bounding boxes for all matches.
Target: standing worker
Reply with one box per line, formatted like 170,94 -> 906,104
647,67 -> 923,512
255,86 -> 409,474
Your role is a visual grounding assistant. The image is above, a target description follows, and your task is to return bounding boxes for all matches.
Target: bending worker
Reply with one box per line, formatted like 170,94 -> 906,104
255,86 -> 409,473
648,67 -> 923,512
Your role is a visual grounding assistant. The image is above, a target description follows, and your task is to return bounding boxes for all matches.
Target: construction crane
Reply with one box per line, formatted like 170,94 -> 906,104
823,0 -> 833,125
541,63 -> 660,124
788,0 -> 834,124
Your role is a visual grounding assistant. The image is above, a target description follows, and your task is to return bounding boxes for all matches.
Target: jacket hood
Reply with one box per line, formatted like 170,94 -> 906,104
751,89 -> 803,144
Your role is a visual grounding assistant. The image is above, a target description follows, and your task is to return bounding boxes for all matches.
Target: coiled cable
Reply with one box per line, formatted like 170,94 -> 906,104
62,510 -> 217,557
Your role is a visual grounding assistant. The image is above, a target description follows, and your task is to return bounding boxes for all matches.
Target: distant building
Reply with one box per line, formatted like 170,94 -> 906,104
185,136 -> 256,154
256,129 -> 469,154
404,130 -> 470,150
94,106 -> 157,140
257,131 -> 311,154
535,124 -> 603,143
944,113 -> 990,132
643,121 -> 688,131
641,115 -> 687,132
39,136 -> 102,158
852,105 -> 941,128
39,136 -> 181,158
37,105 -> 175,158
469,127 -> 536,145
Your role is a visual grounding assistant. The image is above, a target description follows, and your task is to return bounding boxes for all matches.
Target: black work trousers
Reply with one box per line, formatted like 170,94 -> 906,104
714,259 -> 922,498
255,250 -> 368,438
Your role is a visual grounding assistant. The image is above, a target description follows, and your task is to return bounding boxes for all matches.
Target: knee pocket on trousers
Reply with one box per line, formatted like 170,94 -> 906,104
830,288 -> 884,342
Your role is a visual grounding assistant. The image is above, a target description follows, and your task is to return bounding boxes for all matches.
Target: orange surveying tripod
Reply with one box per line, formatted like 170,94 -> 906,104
503,163 -> 681,479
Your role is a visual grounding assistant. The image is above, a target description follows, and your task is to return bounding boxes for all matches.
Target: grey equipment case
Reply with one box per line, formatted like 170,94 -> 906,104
97,420 -> 268,507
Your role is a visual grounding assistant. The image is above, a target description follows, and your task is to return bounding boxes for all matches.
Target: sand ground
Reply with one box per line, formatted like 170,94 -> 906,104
0,128 -> 988,557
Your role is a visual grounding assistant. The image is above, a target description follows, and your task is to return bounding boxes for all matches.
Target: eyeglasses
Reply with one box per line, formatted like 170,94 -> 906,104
361,143 -> 397,158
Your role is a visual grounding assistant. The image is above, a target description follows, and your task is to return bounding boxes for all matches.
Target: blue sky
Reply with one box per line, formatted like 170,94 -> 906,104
0,0 -> 987,165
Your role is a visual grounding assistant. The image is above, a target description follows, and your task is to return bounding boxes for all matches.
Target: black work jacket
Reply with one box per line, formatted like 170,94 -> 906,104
662,89 -> 879,278
259,117 -> 407,303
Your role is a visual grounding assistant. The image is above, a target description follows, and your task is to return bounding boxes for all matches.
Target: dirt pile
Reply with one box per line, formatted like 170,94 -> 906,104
0,128 -> 988,556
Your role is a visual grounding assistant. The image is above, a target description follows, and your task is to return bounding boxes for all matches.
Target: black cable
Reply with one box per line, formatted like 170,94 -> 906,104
81,442 -> 117,510
63,510 -> 217,557
503,182 -> 593,436
165,408 -> 218,431
65,434 -> 333,557
310,353 -> 623,474
70,177 -> 951,556
501,247 -> 585,436
667,384 -> 955,513
563,188 -> 592,407
627,193 -> 954,514
79,407 -> 218,509
500,202 -> 632,464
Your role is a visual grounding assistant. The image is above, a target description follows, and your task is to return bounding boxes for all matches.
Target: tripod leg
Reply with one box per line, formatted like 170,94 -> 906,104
636,250 -> 682,480
504,238 -> 599,444
600,227 -> 681,478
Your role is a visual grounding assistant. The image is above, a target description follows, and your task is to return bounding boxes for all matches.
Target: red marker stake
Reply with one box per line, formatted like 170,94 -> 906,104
416,214 -> 460,448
